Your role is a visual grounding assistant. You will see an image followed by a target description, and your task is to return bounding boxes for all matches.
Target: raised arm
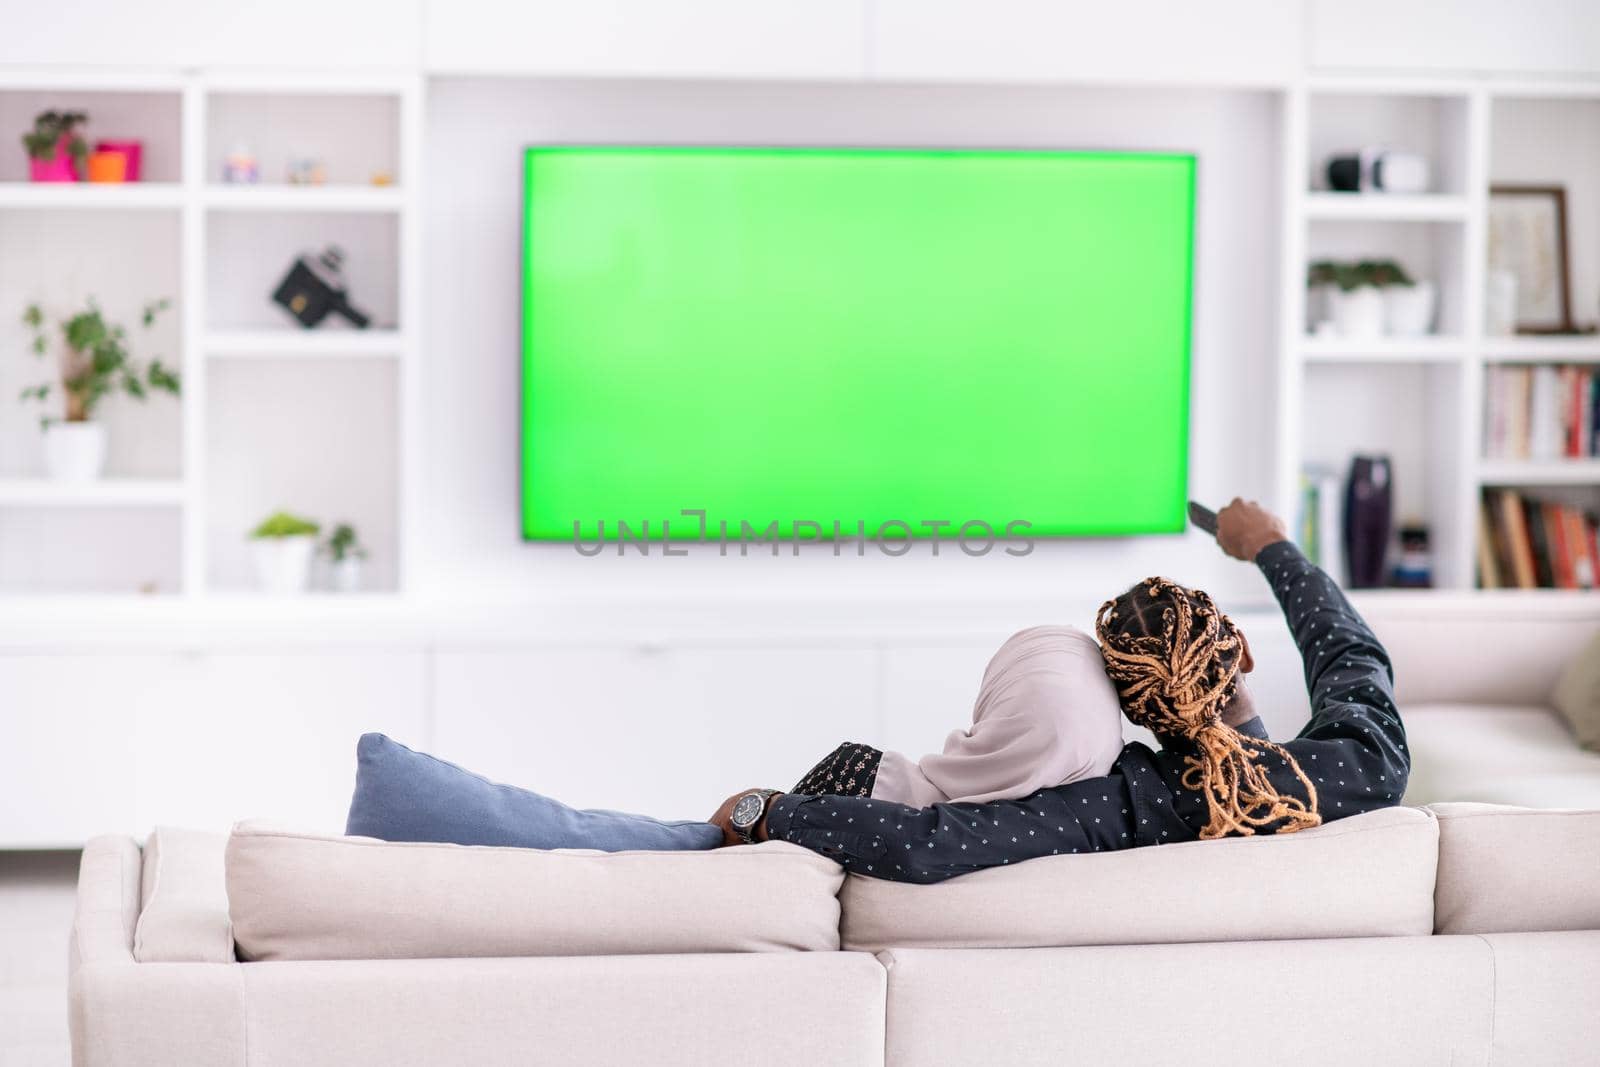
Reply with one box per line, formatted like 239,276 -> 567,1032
1216,499 -> 1410,812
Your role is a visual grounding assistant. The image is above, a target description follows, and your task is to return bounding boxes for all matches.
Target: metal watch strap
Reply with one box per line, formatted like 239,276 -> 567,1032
735,789 -> 780,844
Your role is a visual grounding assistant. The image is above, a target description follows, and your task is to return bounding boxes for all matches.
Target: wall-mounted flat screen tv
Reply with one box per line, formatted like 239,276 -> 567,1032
522,146 -> 1194,542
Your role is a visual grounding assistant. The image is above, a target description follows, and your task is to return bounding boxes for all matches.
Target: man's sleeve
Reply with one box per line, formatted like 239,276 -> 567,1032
763,790 -> 1103,884
1254,541 -> 1411,813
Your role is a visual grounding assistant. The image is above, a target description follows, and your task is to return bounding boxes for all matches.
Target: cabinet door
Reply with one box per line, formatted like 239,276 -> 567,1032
870,0 -> 1301,85
1310,0 -> 1600,76
432,645 -> 878,821
424,0 -> 867,80
0,655 -> 144,846
133,650 -> 428,836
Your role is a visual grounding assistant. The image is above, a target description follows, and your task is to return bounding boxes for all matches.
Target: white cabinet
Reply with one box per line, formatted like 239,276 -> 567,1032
424,0 -> 868,79
0,655 -> 144,846
432,645 -> 877,821
0,0 -> 422,68
133,650 -> 428,836
869,0 -> 1301,86
1310,0 -> 1600,76
0,649 -> 426,845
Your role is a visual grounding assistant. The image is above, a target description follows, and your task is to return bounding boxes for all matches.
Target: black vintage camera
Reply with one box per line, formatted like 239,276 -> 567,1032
271,245 -> 372,328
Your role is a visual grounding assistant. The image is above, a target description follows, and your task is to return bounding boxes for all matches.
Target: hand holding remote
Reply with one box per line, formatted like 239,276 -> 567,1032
1214,498 -> 1290,562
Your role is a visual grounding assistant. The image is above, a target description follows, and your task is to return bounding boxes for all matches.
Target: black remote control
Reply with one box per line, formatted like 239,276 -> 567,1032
1187,501 -> 1219,537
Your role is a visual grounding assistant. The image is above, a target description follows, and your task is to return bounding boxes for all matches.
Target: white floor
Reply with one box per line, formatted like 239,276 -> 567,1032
0,851 -> 77,1066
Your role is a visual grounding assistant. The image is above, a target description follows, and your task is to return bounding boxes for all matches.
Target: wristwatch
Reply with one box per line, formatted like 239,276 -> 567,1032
729,789 -> 780,844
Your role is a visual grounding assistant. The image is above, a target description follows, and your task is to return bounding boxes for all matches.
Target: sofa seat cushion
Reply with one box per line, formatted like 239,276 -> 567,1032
1430,803 -> 1600,934
225,821 -> 844,962
134,827 -> 234,964
1401,703 -> 1600,808
839,805 -> 1435,951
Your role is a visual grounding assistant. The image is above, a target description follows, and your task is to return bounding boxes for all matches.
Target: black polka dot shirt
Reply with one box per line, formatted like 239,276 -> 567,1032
763,541 -> 1411,883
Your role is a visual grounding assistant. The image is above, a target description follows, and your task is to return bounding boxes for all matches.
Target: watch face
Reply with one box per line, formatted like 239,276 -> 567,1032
731,793 -> 765,830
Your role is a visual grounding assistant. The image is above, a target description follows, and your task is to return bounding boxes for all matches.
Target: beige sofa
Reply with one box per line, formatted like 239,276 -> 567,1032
71,804 -> 1600,1067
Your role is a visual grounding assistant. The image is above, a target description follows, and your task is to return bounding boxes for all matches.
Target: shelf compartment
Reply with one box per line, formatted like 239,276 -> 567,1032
0,88 -> 183,184
0,506 -> 182,594
205,358 -> 399,595
205,211 -> 398,332
1306,90 -> 1471,197
1306,219 -> 1469,337
205,91 -> 400,189
1478,461 -> 1600,486
204,329 -> 404,359
1301,336 -> 1467,363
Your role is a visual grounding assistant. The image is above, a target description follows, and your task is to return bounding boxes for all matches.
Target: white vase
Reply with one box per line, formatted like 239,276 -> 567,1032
1331,286 -> 1385,338
331,557 -> 363,593
41,421 -> 107,483
1384,281 -> 1437,336
1486,270 -> 1518,336
252,536 -> 316,594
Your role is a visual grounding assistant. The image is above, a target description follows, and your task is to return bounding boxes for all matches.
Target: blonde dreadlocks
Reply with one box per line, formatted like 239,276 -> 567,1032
1095,577 -> 1321,839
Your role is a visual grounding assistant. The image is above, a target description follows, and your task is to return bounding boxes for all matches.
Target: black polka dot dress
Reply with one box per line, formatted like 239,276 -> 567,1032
764,541 -> 1411,883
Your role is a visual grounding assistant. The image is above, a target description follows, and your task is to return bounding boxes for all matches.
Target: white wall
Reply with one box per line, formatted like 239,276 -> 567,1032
421,77 -> 1284,615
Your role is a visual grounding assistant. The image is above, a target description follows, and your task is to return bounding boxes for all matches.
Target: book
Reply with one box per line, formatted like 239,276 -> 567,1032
1564,507 -> 1595,590
1476,499 -> 1501,589
1525,497 -> 1554,587
1543,501 -> 1573,589
1498,490 -> 1538,589
1530,365 -> 1562,460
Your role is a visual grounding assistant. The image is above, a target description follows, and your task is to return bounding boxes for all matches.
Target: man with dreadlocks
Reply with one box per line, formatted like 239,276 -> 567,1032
712,498 -> 1408,882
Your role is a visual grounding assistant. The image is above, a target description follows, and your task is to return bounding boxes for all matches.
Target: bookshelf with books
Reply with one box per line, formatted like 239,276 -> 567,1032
1281,79 -> 1600,597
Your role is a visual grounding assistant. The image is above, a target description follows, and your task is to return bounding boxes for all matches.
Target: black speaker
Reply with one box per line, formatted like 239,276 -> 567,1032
1343,455 -> 1393,589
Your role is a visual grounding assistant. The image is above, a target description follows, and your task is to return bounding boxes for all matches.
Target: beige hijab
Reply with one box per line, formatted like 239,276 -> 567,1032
871,625 -> 1126,807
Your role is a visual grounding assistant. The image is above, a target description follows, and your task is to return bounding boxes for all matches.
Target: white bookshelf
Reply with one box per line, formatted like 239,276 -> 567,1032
1281,77 -> 1600,592
0,70 -> 421,598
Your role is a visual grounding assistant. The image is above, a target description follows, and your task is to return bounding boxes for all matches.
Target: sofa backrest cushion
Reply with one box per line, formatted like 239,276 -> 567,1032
1431,803 -> 1600,934
839,806 -> 1437,951
134,827 -> 234,964
225,821 -> 845,961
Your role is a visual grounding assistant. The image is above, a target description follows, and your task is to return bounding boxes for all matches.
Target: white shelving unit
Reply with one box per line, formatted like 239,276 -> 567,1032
0,71 -> 421,598
1280,76 -> 1600,592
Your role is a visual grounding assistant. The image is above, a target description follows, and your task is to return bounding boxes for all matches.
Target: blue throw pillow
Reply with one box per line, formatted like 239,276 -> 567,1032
346,733 -> 723,852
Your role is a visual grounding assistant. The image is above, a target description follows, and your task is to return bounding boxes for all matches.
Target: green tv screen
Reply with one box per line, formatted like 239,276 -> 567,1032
522,146 -> 1194,542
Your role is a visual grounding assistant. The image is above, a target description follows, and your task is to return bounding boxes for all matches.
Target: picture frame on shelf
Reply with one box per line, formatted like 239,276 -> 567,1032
1488,184 -> 1585,336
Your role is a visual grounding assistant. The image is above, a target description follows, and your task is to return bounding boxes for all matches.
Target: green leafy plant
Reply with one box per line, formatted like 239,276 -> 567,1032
1363,259 -> 1414,288
20,299 -> 178,427
250,511 -> 320,539
1307,260 -> 1340,287
22,110 -> 89,167
323,523 -> 368,562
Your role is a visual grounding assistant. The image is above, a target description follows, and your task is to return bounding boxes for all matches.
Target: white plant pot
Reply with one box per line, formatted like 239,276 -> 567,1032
331,557 -> 363,593
1330,286 -> 1385,339
252,536 -> 316,595
41,421 -> 107,483
1384,281 -> 1437,336
1306,282 -> 1337,334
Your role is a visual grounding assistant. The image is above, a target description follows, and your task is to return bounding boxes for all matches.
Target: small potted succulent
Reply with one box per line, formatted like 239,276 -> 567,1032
1370,259 -> 1436,336
1329,261 -> 1385,338
249,511 -> 320,594
1306,260 -> 1340,333
20,299 -> 178,482
323,522 -> 368,592
23,110 -> 88,182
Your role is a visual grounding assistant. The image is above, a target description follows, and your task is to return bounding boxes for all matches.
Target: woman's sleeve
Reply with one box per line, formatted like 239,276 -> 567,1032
1254,541 -> 1411,813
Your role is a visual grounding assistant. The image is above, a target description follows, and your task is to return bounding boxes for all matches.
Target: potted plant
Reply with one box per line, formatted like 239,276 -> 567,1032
20,299 -> 178,482
323,523 -> 368,593
22,110 -> 88,182
1370,259 -> 1437,337
1306,260 -> 1340,333
1329,261 -> 1385,338
250,511 -> 320,594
